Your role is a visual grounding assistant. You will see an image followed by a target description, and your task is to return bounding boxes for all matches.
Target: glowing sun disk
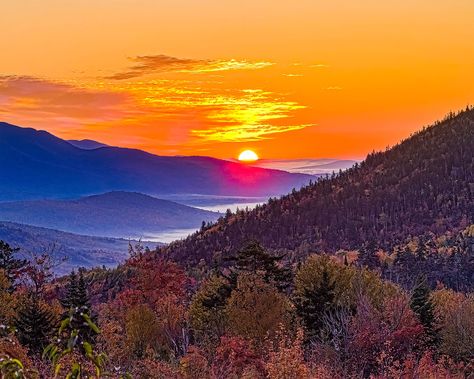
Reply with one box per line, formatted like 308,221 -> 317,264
238,149 -> 259,162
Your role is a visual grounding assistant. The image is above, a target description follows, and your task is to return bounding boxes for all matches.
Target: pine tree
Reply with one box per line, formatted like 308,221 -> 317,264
76,270 -> 91,309
295,267 -> 336,342
61,270 -> 78,309
358,240 -> 379,269
225,241 -> 292,291
15,294 -> 55,353
0,240 -> 27,290
61,269 -> 93,340
410,275 -> 437,345
62,270 -> 90,310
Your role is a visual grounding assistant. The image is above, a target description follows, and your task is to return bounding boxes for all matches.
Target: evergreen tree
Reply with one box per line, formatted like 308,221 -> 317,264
410,275 -> 437,345
62,269 -> 90,310
295,267 -> 336,342
61,269 -> 93,340
225,241 -> 292,291
0,240 -> 27,290
61,270 -> 78,310
15,294 -> 55,354
358,240 -> 379,269
76,270 -> 91,309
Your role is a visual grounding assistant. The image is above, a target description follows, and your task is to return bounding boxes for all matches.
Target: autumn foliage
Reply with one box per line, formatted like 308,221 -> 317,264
2,240 -> 474,378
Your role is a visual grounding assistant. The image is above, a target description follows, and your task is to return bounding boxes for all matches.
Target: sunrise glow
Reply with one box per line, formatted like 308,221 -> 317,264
1,1 -> 473,159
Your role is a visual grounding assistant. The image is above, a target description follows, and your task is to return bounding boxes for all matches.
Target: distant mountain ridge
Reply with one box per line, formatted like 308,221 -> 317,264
0,221 -> 156,274
67,139 -> 109,150
0,191 -> 219,238
0,122 -> 313,201
163,109 -> 474,265
254,158 -> 359,175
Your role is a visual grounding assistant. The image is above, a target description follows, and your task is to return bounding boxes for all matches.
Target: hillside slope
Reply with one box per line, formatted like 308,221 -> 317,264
0,221 -> 158,274
0,191 -> 219,238
0,122 -> 312,201
163,109 -> 474,265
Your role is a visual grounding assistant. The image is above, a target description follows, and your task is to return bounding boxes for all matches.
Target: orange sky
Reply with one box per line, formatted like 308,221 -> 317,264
0,0 -> 473,159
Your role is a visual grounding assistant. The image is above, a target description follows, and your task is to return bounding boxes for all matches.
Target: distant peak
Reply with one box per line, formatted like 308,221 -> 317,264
68,139 -> 109,150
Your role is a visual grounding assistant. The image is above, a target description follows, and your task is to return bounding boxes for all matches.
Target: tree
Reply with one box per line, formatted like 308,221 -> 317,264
189,275 -> 232,348
23,252 -> 58,297
0,241 -> 27,290
433,291 -> 474,361
211,336 -> 265,379
225,241 -> 292,291
266,327 -> 309,379
0,270 -> 18,323
180,346 -> 211,379
61,270 -> 78,309
294,266 -> 336,342
125,304 -> 159,359
14,295 -> 56,354
225,273 -> 291,344
62,269 -> 91,310
357,240 -> 379,269
343,295 -> 423,377
410,275 -> 436,345
61,269 -> 93,343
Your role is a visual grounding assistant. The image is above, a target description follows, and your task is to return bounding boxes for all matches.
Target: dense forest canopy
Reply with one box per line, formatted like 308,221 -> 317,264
163,108 -> 474,283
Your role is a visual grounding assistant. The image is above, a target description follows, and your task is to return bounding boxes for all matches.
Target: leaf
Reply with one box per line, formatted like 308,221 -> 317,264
54,363 -> 62,378
83,341 -> 93,356
59,317 -> 71,334
82,313 -> 100,334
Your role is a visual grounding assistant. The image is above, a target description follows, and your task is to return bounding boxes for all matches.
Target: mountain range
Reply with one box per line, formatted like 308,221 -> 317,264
0,191 -> 219,238
253,158 -> 359,175
0,221 -> 158,274
163,109 -> 474,266
0,122 -> 313,201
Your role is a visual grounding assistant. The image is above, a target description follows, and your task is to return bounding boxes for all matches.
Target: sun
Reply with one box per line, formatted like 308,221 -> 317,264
238,149 -> 259,162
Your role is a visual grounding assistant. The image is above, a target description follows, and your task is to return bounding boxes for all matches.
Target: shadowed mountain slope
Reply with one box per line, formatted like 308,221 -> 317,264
0,122 -> 313,201
163,109 -> 474,265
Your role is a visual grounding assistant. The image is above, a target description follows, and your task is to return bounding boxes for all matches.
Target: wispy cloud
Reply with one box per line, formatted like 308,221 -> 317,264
107,54 -> 273,80
291,62 -> 328,68
0,72 -> 311,149
0,76 -> 132,126
189,89 -> 313,142
192,123 -> 312,142
283,73 -> 304,77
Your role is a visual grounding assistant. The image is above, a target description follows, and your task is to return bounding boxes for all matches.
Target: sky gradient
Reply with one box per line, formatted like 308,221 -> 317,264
1,0 -> 473,159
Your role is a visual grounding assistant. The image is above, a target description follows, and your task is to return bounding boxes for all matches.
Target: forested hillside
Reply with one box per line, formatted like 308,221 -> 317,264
164,109 -> 474,272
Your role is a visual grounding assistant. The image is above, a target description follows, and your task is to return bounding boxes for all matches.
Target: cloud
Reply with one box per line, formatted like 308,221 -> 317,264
187,89 -> 313,142
0,75 -> 135,132
107,54 -> 273,80
283,73 -> 304,77
192,123 -> 313,142
0,74 -> 310,148
291,63 -> 328,68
